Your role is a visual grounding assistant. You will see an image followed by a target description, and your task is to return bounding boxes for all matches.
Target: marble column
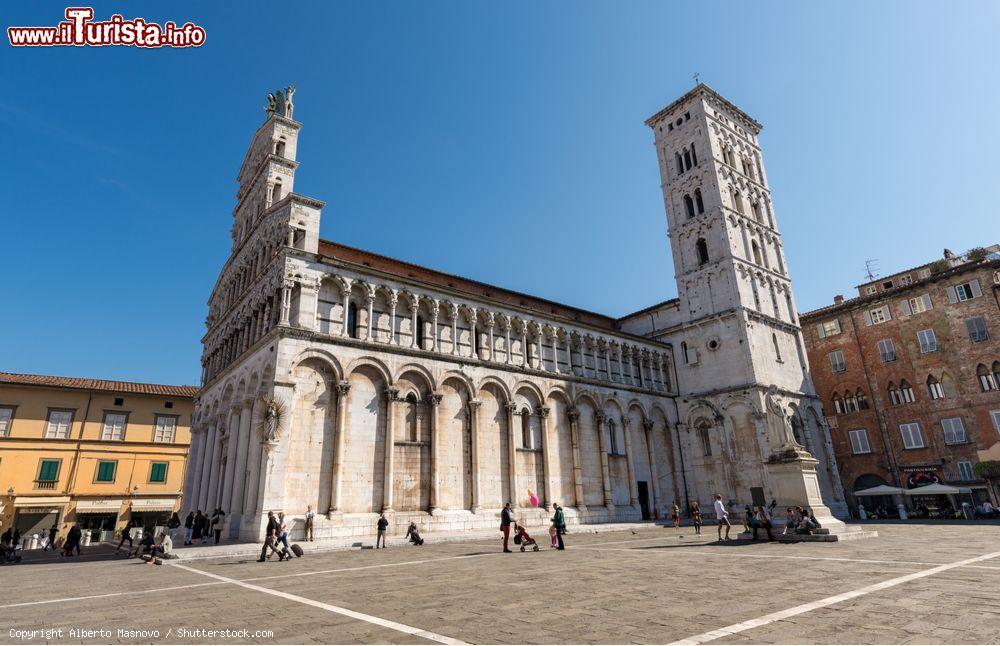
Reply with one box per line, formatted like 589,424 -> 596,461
365,290 -> 375,341
409,296 -> 419,349
329,381 -> 351,513
220,405 -> 242,512
469,309 -> 478,359
431,300 -> 439,351
387,290 -> 398,345
621,417 -> 639,507
469,400 -> 481,513
382,387 -> 399,512
485,316 -> 495,361
538,406 -> 552,509
242,416 -> 264,520
505,403 -> 519,506
504,318 -> 512,365
567,407 -> 585,511
340,286 -> 351,336
643,420 -> 661,518
230,397 -> 255,519
198,421 -> 218,511
279,282 -> 292,326
595,411 -> 613,508
428,393 -> 442,513
183,426 -> 204,513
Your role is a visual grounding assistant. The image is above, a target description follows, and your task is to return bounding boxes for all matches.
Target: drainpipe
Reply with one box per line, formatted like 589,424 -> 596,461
65,392 -> 93,498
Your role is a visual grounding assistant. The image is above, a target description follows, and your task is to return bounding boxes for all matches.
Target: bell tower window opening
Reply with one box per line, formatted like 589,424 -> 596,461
696,238 -> 709,265
695,189 -> 704,214
684,195 -> 696,219
347,301 -> 359,339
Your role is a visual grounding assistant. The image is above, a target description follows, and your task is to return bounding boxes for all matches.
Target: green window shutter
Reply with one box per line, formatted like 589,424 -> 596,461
150,462 -> 168,483
38,460 -> 60,481
96,461 -> 116,482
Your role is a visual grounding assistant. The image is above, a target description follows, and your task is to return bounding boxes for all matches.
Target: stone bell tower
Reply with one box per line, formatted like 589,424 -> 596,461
641,84 -> 847,522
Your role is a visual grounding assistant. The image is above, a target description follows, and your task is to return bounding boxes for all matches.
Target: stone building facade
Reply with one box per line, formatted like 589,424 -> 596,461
182,85 -> 848,542
801,248 -> 1000,513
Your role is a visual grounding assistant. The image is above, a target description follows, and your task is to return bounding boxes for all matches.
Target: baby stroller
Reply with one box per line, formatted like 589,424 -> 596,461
513,523 -> 539,552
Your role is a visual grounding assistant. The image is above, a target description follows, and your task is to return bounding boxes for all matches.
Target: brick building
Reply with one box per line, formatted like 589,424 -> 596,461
801,247 -> 1000,515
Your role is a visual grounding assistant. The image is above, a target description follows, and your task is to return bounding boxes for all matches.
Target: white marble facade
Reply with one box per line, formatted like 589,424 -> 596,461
182,85 -> 847,542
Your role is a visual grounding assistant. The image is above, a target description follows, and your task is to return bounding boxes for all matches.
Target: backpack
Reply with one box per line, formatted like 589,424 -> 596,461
513,534 -> 522,545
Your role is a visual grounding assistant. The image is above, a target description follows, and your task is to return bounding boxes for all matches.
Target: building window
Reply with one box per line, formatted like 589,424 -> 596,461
695,189 -> 704,214
900,274 -> 912,286
732,189 -> 745,215
865,286 -> 878,295
832,394 -> 844,415
416,315 -> 426,350
856,389 -> 870,410
941,417 -> 967,444
966,317 -> 990,343
683,148 -> 692,171
347,301 -> 359,338
607,419 -> 618,454
917,268 -> 931,279
927,375 -> 945,400
903,294 -> 932,315
828,350 -> 846,373
521,409 -> 532,449
877,339 -> 896,363
149,462 -> 168,483
95,460 -> 117,483
675,153 -> 683,176
274,138 -> 286,157
816,319 -> 841,338
404,393 -> 419,442
696,238 -> 709,265
956,460 -> 975,481
684,194 -> 696,219
100,412 -> 127,441
751,240 -> 763,265
900,380 -> 915,403
697,422 -> 712,456
991,410 -> 1000,437
45,410 -> 73,439
848,428 -> 872,454
917,329 -> 938,353
888,383 -> 903,406
690,143 -> 698,166
36,459 -> 61,488
844,391 -> 858,412
0,406 -> 13,437
867,305 -> 890,325
900,422 -> 925,449
153,415 -> 177,443
950,280 -> 982,302
772,333 -> 782,362
978,363 -> 1000,392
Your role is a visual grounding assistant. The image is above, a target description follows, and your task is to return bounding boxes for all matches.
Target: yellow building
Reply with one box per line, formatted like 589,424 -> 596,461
0,372 -> 196,546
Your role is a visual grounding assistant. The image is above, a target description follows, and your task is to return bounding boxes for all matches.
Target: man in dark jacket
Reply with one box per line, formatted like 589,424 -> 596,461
258,511 -> 287,561
44,523 -> 59,551
551,503 -> 566,550
376,513 -> 389,549
500,502 -> 513,553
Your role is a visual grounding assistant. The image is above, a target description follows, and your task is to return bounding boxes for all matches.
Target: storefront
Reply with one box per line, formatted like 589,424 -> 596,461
127,497 -> 178,535
12,496 -> 70,547
74,499 -> 124,543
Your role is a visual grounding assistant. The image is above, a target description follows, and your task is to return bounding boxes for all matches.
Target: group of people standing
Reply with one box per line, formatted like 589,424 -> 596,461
181,508 -> 226,545
706,494 -> 821,542
499,502 -> 567,552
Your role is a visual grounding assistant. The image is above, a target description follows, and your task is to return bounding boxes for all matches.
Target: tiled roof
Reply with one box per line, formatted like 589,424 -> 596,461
0,372 -> 198,398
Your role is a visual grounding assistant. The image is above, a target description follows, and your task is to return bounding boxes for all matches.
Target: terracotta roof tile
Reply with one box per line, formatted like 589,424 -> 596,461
0,372 -> 197,398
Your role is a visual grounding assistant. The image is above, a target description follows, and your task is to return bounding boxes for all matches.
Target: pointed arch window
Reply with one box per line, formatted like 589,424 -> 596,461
844,391 -> 858,412
684,194 -> 696,219
856,389 -> 869,410
979,363 -> 999,392
697,420 -> 712,456
734,191 -> 745,214
607,418 -> 618,454
751,201 -> 763,223
274,138 -> 286,158
675,153 -> 684,176
405,393 -> 419,441
696,238 -> 709,265
888,382 -> 902,406
695,188 -> 705,214
927,375 -> 945,400
683,148 -> 692,171
751,240 -> 763,265
690,143 -> 697,166
521,408 -> 532,449
347,301 -> 359,339
899,380 -> 915,403
832,393 -> 844,415
271,178 -> 282,204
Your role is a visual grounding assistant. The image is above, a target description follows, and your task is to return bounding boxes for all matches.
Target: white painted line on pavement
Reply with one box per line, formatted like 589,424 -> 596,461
242,549 -> 502,583
169,561 -> 468,645
0,581 -> 225,609
666,549 -> 1000,645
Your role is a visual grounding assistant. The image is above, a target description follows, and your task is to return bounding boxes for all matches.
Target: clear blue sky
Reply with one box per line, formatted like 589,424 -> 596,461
2,2 -> 998,387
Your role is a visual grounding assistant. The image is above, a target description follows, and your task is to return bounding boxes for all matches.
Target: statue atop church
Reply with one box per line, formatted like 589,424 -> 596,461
265,85 -> 296,119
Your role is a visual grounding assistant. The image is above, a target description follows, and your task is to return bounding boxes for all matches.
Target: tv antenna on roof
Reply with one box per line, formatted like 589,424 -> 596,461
693,72 -> 700,85
864,259 -> 879,282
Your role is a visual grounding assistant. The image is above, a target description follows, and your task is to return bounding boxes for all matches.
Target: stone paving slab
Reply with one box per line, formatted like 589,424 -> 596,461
3,522 -> 1000,644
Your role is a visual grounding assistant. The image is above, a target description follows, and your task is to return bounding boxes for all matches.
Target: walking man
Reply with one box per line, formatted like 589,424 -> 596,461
116,519 -> 137,552
212,508 -> 225,544
714,493 -> 731,541
551,503 -> 566,550
44,523 -> 59,550
304,505 -> 315,542
376,513 -> 389,549
183,512 -> 195,545
258,511 -> 287,562
500,502 -> 513,553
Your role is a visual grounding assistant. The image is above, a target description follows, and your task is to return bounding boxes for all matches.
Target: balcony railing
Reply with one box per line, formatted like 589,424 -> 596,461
33,480 -> 57,490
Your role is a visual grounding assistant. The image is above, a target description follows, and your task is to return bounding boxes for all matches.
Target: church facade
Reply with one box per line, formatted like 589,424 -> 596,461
182,85 -> 848,542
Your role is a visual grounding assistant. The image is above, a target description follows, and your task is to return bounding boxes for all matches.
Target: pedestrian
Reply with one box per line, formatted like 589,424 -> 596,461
212,508 -> 225,544
258,511 -> 288,561
405,522 -> 424,545
376,513 -> 388,549
278,512 -> 290,552
714,493 -> 731,541
44,523 -> 59,551
200,511 -> 211,544
500,502 -> 514,553
551,503 -> 566,550
753,505 -> 774,541
192,510 -> 204,543
63,524 -> 82,557
671,502 -> 681,528
183,512 -> 195,545
116,519 -> 137,552
690,501 -> 702,535
742,505 -> 753,533
167,512 -> 181,542
304,505 -> 315,542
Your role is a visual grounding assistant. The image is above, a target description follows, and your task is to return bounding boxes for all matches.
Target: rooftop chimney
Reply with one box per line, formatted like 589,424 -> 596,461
834,295 -> 844,304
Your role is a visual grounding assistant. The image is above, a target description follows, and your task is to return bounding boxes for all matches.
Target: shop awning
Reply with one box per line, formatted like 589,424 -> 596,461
129,497 -> 178,512
13,496 -> 71,508
904,483 -> 963,495
854,485 -> 905,496
75,499 -> 124,513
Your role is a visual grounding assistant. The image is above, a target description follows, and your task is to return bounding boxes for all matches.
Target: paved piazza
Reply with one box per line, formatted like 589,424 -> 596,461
3,522 -> 1000,645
